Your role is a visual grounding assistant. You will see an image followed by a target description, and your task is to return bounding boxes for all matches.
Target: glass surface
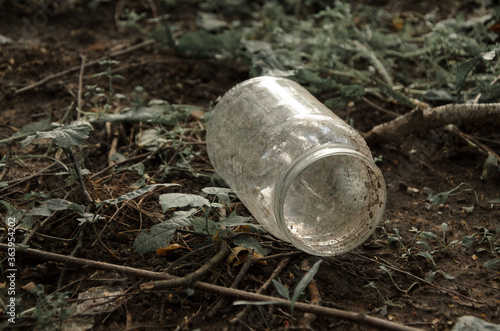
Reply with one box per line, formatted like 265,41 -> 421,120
206,76 -> 386,256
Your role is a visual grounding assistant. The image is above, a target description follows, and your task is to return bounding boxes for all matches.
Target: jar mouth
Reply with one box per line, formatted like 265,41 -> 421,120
273,144 -> 387,256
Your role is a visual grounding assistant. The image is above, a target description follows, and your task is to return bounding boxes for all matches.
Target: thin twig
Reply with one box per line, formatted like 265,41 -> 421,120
57,228 -> 85,290
348,253 -> 485,304
89,151 -> 153,179
0,244 -> 424,331
0,162 -> 60,194
0,142 -> 12,182
64,148 -> 92,204
141,243 -> 230,289
14,40 -> 156,94
77,54 -> 86,120
298,258 -> 321,328
230,256 -> 291,325
208,249 -> 255,318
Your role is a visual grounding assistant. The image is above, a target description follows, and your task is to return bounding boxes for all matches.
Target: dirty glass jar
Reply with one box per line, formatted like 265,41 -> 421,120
206,76 -> 386,256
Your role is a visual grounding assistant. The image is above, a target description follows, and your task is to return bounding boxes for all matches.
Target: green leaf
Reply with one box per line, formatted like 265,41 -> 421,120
483,258 -> 500,269
461,235 -> 477,248
159,193 -> 212,212
374,77 -> 416,108
106,184 -> 180,204
12,116 -> 53,139
202,187 -> 235,205
21,120 -> 93,149
420,232 -> 438,241
76,213 -> 104,225
415,251 -> 436,267
28,198 -> 86,217
426,182 -> 475,205
87,103 -> 191,126
426,270 -> 455,283
176,29 -> 241,59
272,279 -> 291,301
233,235 -> 269,256
292,260 -> 322,303
134,216 -> 192,254
190,216 -> 220,236
481,153 -> 499,181
454,55 -> 481,99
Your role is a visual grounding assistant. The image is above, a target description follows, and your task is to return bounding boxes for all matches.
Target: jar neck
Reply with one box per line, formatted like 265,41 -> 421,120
273,143 -> 385,256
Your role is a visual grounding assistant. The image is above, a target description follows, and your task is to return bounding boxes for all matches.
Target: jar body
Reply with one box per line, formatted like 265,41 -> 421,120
206,76 -> 386,256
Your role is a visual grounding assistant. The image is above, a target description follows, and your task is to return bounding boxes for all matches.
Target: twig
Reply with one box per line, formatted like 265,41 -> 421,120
0,142 -> 12,182
230,257 -> 291,325
298,258 -> 321,328
57,228 -> 85,290
0,161 -> 60,194
14,40 -> 156,94
0,244 -> 424,331
89,151 -> 153,179
64,148 -> 92,204
141,243 -> 230,290
362,97 -> 400,119
76,54 -> 86,120
364,103 -> 500,144
208,249 -> 255,318
348,253 -> 485,304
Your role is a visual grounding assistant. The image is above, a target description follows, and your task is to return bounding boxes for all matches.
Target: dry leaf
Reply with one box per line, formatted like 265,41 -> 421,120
156,244 -> 186,256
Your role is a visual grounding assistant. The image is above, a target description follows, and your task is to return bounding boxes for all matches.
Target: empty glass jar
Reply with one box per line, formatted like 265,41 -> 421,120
206,76 -> 386,256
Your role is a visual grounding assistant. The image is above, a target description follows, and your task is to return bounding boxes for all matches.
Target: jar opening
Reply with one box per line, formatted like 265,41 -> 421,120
274,144 -> 386,256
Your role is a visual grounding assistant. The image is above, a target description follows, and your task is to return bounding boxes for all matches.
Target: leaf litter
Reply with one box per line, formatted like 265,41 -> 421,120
0,1 -> 499,330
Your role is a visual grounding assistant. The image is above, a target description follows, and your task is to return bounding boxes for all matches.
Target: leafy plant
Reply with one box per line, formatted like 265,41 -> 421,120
133,188 -> 262,253
234,259 -> 322,315
426,182 -> 477,206
21,284 -> 72,331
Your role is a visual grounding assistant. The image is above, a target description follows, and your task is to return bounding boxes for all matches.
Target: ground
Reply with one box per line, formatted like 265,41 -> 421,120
0,1 -> 499,330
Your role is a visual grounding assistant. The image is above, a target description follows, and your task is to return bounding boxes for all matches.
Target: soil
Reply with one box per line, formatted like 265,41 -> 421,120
1,1 -> 499,331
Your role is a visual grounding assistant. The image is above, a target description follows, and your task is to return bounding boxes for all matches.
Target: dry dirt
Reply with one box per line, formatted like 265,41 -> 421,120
0,1 -> 499,330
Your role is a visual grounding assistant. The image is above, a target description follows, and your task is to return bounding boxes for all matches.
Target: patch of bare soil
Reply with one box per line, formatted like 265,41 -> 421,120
0,1 -> 499,331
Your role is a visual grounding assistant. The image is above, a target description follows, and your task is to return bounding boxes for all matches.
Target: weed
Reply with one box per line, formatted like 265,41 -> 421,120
234,260 -> 322,315
87,59 -> 125,112
133,187 -> 262,254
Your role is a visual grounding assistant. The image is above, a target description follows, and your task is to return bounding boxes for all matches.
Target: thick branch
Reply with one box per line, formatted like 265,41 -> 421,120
364,103 -> 500,144
0,244 -> 423,331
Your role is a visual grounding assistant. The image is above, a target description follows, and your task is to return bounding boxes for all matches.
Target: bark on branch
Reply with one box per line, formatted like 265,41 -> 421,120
0,244 -> 423,331
364,103 -> 500,144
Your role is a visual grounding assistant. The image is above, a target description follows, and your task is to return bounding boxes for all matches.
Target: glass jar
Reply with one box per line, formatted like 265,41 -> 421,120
206,76 -> 386,256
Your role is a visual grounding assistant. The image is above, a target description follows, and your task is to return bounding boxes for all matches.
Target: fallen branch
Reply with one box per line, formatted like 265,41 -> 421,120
0,244 -> 424,331
14,39 -> 156,94
141,243 -> 230,290
364,103 -> 500,144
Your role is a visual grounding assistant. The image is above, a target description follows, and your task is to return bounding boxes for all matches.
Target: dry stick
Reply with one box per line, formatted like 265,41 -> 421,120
208,249 -> 256,318
89,151 -> 153,180
364,103 -> 500,144
14,40 -> 156,95
0,162 -> 60,194
298,258 -> 321,329
362,97 -> 400,119
141,243 -> 230,290
229,257 -> 291,325
0,143 -> 12,182
76,54 -> 86,120
57,228 -> 85,290
0,244 -> 424,331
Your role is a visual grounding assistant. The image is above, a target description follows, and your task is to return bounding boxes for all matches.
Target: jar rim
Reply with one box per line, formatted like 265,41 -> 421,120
273,143 -> 387,256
